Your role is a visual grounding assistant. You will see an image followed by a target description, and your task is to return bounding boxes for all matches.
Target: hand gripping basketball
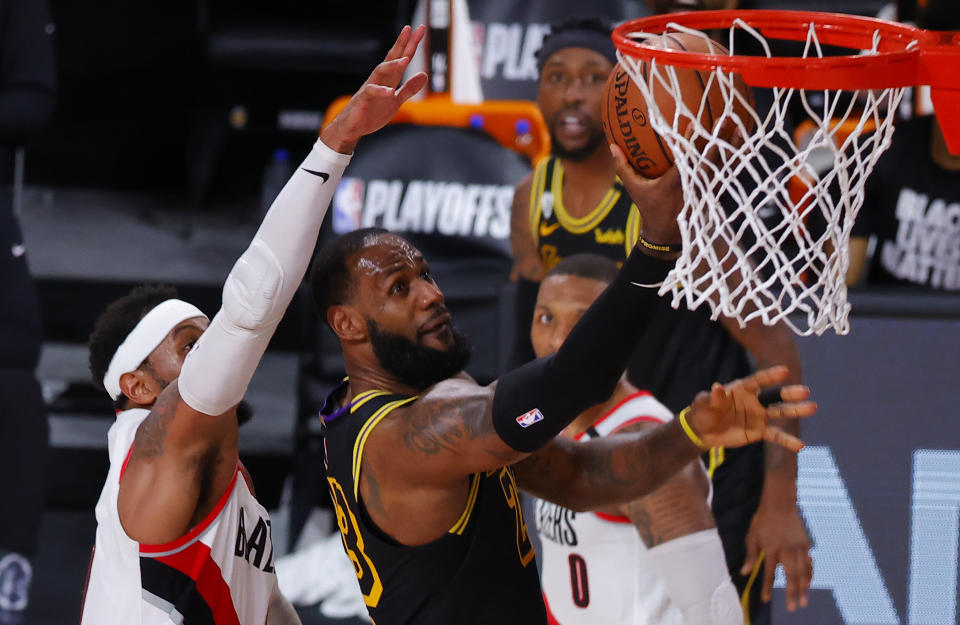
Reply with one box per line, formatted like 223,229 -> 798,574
684,366 -> 815,452
320,25 -> 429,153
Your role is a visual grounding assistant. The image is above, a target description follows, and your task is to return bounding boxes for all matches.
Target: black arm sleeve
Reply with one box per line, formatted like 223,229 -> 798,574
507,278 -> 540,370
492,249 -> 673,452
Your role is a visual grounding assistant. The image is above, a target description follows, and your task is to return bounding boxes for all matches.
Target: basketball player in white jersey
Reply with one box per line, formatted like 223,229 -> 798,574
79,25 -> 428,625
526,254 -> 742,625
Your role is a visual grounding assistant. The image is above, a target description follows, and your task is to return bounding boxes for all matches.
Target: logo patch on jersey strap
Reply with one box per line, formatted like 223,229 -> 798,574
516,409 -> 544,428
541,192 -> 554,219
539,221 -> 561,238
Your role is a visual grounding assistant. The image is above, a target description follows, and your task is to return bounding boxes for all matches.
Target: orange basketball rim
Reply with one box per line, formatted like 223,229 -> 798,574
612,9 -> 960,153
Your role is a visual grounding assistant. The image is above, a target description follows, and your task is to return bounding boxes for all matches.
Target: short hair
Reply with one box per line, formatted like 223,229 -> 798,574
88,284 -> 179,411
918,0 -> 960,31
536,17 -> 614,76
546,253 -> 619,285
310,227 -> 389,326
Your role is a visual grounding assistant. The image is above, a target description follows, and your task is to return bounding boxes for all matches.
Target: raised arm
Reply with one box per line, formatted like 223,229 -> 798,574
171,26 -> 427,436
118,26 -> 428,542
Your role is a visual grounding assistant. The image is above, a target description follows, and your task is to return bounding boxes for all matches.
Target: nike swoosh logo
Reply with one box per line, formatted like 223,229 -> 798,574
539,222 -> 562,238
301,168 -> 330,183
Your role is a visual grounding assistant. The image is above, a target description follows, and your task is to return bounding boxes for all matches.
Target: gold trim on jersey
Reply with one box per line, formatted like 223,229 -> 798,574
352,396 -> 419,499
448,472 -> 482,535
625,204 -> 641,257
350,390 -> 393,414
706,446 -> 726,480
551,159 -> 621,235
740,551 -> 765,625
529,159 -> 549,247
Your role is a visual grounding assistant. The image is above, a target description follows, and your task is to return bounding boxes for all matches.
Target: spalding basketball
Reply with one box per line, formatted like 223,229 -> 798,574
601,32 -> 754,178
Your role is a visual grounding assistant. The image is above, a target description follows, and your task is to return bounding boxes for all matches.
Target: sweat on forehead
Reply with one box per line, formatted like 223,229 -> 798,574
349,234 -> 422,276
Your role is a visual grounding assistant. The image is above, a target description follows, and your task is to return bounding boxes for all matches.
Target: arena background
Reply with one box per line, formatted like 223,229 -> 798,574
6,0 -> 959,624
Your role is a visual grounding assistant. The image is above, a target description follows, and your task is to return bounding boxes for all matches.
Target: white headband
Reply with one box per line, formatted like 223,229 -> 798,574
103,299 -> 208,400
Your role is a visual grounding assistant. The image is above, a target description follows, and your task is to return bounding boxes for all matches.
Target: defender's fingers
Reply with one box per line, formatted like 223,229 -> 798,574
767,401 -> 817,420
785,548 -> 813,611
761,553 -> 777,604
787,550 -> 813,611
368,57 -> 411,88
762,426 -> 804,452
384,25 -> 412,62
708,382 -> 727,409
740,538 -> 760,577
396,72 -> 429,103
402,24 -> 426,59
776,384 -> 811,403
737,365 -> 790,394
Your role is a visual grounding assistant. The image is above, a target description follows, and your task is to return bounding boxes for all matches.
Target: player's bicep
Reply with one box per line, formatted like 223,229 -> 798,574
138,381 -> 236,459
395,382 -> 527,483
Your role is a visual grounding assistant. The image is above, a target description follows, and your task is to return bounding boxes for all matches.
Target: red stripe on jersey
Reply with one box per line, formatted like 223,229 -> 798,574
542,592 -> 564,625
608,415 -> 667,434
593,511 -> 631,524
139,468 -> 240,555
119,444 -> 134,480
573,391 -> 658,441
154,541 -> 242,625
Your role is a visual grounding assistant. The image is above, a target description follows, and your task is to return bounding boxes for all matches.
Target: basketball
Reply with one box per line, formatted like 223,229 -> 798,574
601,32 -> 754,178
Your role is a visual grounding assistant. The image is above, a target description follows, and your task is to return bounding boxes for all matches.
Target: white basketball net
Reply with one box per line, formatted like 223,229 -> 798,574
619,20 -> 913,335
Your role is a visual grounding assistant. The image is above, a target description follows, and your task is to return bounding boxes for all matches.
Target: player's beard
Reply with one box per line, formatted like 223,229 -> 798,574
549,116 -> 607,162
366,319 -> 472,391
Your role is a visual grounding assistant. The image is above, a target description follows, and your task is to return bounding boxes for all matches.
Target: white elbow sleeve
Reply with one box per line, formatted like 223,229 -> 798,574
646,529 -> 743,625
222,238 -> 285,329
177,138 -> 351,416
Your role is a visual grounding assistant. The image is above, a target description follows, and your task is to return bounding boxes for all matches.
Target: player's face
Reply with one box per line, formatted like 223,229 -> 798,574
140,317 -> 208,392
349,235 -> 455,352
530,274 -> 608,358
537,48 -> 613,161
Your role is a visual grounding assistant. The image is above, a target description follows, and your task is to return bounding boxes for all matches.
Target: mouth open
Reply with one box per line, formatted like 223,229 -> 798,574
419,312 -> 452,337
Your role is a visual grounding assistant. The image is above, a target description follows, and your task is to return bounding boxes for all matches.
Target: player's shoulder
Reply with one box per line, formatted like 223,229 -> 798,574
412,373 -> 493,411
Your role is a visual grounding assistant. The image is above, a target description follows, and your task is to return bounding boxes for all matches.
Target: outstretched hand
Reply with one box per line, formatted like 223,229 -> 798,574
687,366 -> 815,451
321,25 -> 429,153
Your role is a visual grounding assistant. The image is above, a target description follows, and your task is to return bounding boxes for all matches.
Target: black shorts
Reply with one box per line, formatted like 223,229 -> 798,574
708,441 -> 770,625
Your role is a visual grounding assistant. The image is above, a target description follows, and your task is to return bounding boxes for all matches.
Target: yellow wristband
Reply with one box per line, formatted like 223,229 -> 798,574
637,235 -> 682,254
678,407 -> 708,450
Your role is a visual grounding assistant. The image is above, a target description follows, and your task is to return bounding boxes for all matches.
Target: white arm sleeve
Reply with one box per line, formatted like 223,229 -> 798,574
178,138 -> 351,416
645,528 -> 744,625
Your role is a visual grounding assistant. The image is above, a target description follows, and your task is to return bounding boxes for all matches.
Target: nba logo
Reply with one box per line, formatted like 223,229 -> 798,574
541,192 -> 554,219
333,177 -> 365,233
516,408 -> 544,428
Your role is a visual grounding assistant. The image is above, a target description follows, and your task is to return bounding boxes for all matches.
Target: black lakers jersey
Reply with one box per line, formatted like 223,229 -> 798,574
319,380 -> 547,625
527,155 -> 641,273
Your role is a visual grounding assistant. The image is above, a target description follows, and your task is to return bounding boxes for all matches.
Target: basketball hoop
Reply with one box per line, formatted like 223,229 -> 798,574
612,10 -> 960,335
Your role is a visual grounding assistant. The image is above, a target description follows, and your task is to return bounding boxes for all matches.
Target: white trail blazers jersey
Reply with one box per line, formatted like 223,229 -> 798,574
534,392 -> 709,625
80,408 -> 278,625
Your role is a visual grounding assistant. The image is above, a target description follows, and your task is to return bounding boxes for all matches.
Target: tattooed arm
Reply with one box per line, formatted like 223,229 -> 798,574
512,419 -> 702,511
514,366 -> 814,509
608,423 -> 715,548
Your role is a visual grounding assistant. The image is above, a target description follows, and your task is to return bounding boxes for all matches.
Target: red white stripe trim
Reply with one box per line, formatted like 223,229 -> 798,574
593,510 -> 632,524
155,541 -> 243,625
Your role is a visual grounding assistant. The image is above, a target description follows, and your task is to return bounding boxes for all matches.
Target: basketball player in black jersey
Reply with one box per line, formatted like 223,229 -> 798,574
509,18 -> 812,622
311,161 -> 816,622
